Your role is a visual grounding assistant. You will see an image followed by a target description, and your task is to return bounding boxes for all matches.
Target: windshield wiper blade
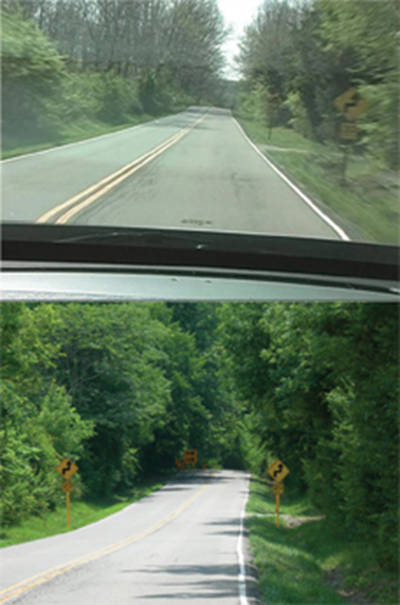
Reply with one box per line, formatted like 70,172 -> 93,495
45,227 -> 210,250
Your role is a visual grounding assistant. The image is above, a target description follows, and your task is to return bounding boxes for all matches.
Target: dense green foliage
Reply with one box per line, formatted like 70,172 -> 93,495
1,10 -> 66,146
1,304 -> 94,524
1,302 -> 398,575
247,480 -> 399,605
217,303 -> 399,571
0,302 -> 246,525
237,0 -> 399,170
1,0 -> 229,151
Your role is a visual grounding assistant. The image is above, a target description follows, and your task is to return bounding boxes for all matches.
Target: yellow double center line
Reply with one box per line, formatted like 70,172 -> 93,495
0,475 -> 213,603
37,114 -> 205,225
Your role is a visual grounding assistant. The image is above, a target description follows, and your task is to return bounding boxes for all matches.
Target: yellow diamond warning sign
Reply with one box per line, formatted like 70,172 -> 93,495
56,458 -> 78,480
267,459 -> 289,482
334,87 -> 357,113
334,88 -> 368,120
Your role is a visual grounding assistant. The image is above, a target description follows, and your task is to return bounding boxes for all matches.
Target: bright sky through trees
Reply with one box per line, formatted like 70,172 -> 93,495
218,0 -> 262,78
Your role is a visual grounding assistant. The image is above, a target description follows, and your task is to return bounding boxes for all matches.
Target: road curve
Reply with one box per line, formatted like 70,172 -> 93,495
0,470 -> 257,605
2,107 -> 342,239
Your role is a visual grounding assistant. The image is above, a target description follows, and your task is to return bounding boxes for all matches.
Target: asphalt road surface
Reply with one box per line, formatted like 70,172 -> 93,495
0,470 -> 258,605
2,107 -> 343,239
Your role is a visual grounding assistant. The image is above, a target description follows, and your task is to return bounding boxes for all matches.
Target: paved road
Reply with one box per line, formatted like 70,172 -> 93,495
0,470 -> 256,604
2,107 -> 342,239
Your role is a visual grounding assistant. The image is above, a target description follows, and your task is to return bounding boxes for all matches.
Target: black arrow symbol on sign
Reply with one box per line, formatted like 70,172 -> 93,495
62,461 -> 71,476
273,463 -> 283,478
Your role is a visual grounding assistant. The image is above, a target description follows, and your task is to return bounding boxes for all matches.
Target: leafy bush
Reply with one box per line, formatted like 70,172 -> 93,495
283,91 -> 313,138
240,83 -> 268,125
359,77 -> 399,170
0,304 -> 94,525
0,381 -> 93,525
1,9 -> 65,144
218,302 -> 399,571
96,73 -> 142,124
46,73 -> 105,126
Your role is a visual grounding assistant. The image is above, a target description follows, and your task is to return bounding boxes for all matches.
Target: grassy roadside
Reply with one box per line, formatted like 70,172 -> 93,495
1,107 -> 187,161
246,477 -> 399,604
236,114 -> 399,244
0,477 -> 168,548
1,117 -> 150,160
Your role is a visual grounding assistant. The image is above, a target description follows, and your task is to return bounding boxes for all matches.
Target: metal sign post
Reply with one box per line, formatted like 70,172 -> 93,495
334,88 -> 368,185
276,493 -> 280,528
268,460 -> 289,528
56,459 -> 78,528
66,492 -> 71,527
62,481 -> 74,526
272,481 -> 285,528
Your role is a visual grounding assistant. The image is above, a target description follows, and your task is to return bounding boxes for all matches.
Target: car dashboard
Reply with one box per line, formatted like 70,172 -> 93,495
1,224 -> 399,301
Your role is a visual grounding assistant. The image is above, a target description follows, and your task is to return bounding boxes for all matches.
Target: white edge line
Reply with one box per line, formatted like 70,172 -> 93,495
237,474 -> 250,605
0,472 -> 211,601
233,117 -> 350,242
1,122 -> 147,164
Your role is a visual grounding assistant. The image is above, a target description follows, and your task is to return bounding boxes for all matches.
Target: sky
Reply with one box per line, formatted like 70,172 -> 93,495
217,0 -> 263,79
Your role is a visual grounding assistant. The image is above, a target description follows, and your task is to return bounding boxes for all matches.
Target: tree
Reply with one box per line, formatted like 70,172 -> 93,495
237,0 -> 399,166
218,302 -> 399,569
316,0 -> 399,167
43,303 -> 172,495
0,304 -> 93,525
1,8 -> 66,144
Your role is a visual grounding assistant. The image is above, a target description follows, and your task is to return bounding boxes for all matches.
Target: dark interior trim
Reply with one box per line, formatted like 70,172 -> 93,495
2,223 -> 399,282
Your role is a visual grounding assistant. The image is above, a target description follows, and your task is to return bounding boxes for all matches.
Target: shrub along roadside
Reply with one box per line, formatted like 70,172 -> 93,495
1,9 -> 195,160
2,114 -> 162,161
246,477 -> 399,605
218,303 -> 399,575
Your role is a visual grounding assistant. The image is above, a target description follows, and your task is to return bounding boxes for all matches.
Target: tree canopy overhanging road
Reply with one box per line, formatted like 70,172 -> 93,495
1,302 -> 398,584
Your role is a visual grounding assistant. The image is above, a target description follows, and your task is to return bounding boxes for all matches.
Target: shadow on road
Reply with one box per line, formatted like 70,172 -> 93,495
129,563 -> 245,600
125,561 -> 261,601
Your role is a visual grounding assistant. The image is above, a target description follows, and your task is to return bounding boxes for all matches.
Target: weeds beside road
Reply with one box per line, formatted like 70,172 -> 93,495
236,115 -> 399,245
246,477 -> 398,605
1,111 -> 184,161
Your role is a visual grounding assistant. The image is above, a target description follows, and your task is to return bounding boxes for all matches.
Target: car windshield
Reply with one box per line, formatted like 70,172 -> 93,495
1,0 -> 399,247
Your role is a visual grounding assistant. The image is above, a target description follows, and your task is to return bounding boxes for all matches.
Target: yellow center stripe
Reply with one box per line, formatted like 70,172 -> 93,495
0,474 -> 213,603
36,114 -> 206,225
